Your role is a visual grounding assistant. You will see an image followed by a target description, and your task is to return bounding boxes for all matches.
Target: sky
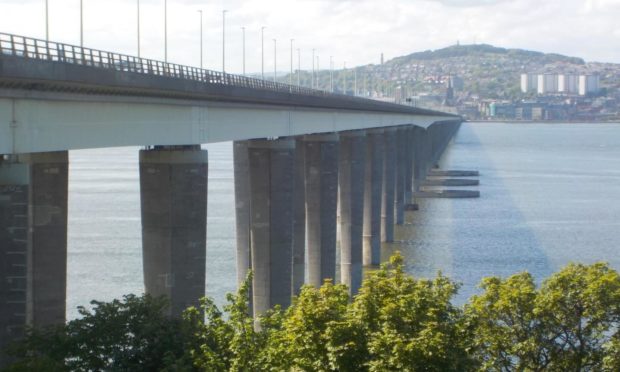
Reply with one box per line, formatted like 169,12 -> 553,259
1,0 -> 619,75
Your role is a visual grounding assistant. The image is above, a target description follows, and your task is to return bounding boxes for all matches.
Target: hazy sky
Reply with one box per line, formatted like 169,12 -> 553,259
1,0 -> 619,75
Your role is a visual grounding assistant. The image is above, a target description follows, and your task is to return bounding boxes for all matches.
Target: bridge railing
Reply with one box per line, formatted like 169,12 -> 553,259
0,32 -> 368,102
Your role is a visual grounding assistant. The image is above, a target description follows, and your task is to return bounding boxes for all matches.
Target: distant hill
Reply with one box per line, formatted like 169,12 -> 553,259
394,44 -> 585,66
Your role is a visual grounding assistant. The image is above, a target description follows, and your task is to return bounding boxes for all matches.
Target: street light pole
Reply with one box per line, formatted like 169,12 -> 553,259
311,48 -> 315,89
261,26 -> 266,80
198,10 -> 203,69
137,0 -> 141,57
316,55 -> 319,90
80,0 -> 83,47
289,39 -> 294,86
343,61 -> 346,94
164,0 -> 167,63
297,48 -> 300,87
45,0 -> 49,41
222,10 -> 228,73
329,56 -> 333,92
241,27 -> 245,75
354,68 -> 357,96
273,39 -> 277,83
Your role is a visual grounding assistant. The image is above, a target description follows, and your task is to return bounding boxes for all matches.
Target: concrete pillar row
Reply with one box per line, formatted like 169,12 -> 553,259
338,130 -> 366,296
303,133 -> 339,287
139,145 -> 208,317
381,128 -> 397,243
246,139 -> 296,317
0,151 -> 68,368
363,129 -> 385,266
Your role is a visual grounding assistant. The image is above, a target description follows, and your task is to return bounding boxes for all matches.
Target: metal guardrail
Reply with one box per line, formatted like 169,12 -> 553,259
0,32 -> 370,103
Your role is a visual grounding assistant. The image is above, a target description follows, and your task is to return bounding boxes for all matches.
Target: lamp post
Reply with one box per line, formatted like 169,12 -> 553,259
354,68 -> 357,96
222,10 -> 228,73
45,0 -> 49,41
164,0 -> 167,63
316,55 -> 319,90
311,48 -> 315,89
273,38 -> 277,83
241,27 -> 245,75
80,0 -> 83,47
137,0 -> 141,57
198,10 -> 203,69
343,61 -> 346,94
297,48 -> 300,87
289,39 -> 294,86
261,26 -> 266,80
329,56 -> 333,92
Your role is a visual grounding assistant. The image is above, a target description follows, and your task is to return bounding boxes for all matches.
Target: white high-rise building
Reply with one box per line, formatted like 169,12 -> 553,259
520,73 -> 538,93
537,73 -> 557,94
578,74 -> 600,96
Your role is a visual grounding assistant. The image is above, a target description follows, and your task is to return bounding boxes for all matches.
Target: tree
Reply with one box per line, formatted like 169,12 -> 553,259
466,263 -> 620,371
4,294 -> 192,371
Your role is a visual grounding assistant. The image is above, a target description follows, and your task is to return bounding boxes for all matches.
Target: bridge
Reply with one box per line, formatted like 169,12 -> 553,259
0,32 -> 461,362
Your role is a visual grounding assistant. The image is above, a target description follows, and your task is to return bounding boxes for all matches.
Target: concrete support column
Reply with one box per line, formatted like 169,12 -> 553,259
233,141 -> 251,288
394,127 -> 407,225
338,131 -> 366,296
381,129 -> 396,242
139,145 -> 208,317
247,139 -> 296,317
363,130 -> 384,266
412,127 -> 423,192
404,126 -> 415,204
304,134 -> 339,287
0,151 -> 68,367
292,138 -> 306,296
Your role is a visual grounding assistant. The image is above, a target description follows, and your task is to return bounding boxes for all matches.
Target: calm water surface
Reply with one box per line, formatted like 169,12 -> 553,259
66,122 -> 620,318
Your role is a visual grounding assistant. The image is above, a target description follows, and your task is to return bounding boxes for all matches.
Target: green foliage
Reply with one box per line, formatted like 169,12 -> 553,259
5,254 -> 620,371
4,294 -> 192,371
466,262 -> 620,371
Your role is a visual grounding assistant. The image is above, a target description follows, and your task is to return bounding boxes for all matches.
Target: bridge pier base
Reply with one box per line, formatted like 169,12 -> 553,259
304,134 -> 339,287
363,130 -> 384,266
139,145 -> 208,317
338,131 -> 366,296
247,139 -> 296,317
381,129 -> 396,242
0,151 -> 68,367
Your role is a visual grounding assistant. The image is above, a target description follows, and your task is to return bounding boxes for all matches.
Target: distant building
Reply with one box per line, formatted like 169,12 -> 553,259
578,74 -> 600,96
537,74 -> 558,94
520,73 -> 538,93
558,74 -> 579,94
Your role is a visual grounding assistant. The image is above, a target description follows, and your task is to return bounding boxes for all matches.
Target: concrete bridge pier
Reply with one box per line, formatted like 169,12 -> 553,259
139,145 -> 208,317
394,127 -> 408,225
0,151 -> 68,367
292,139 -> 306,296
363,129 -> 384,266
381,128 -> 397,242
412,126 -> 424,193
233,141 -> 251,289
304,134 -> 339,287
247,139 -> 296,317
404,126 -> 415,205
338,131 -> 366,296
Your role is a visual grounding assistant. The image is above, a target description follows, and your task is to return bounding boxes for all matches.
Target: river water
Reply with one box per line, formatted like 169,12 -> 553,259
66,122 -> 620,318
